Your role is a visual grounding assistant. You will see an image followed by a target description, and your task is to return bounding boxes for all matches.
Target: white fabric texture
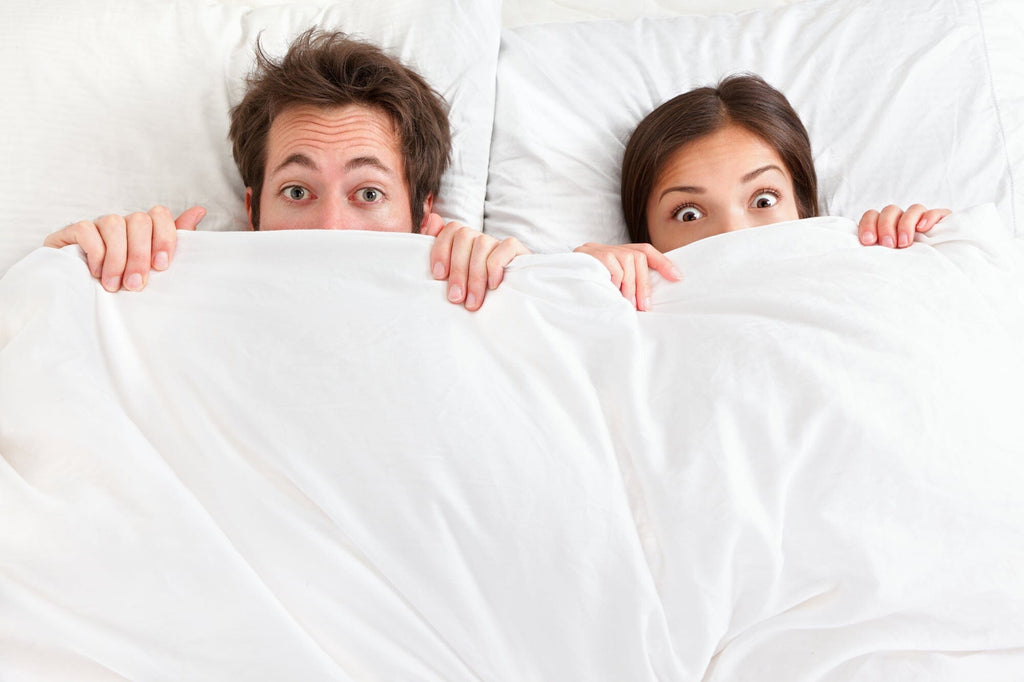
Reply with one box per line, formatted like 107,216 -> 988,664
0,0 -> 500,277
2,205 -> 1022,680
485,0 -> 1021,252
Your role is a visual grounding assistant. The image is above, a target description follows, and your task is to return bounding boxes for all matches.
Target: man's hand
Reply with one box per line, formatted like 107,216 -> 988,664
43,205 -> 207,291
423,214 -> 530,311
573,242 -> 682,312
858,204 -> 950,249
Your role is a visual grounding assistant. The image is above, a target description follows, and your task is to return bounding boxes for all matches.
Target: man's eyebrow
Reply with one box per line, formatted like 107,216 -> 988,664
269,154 -> 395,176
345,155 -> 394,175
742,164 -> 785,184
271,153 -> 317,175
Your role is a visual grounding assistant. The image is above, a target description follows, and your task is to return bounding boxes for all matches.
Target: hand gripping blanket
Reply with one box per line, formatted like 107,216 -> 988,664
1,205 -> 1023,680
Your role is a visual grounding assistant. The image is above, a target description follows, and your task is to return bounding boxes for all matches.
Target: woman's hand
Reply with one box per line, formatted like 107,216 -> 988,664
573,242 -> 681,311
858,204 -> 950,248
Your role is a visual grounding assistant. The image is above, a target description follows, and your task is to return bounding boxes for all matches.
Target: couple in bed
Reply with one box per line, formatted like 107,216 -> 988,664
45,29 -> 949,311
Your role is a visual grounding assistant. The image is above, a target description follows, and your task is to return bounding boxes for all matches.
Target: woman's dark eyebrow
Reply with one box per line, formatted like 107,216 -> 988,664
741,164 -> 785,184
659,184 -> 704,201
658,164 -> 786,201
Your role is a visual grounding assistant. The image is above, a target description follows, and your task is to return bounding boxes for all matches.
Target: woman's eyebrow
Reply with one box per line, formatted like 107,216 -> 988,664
659,184 -> 704,201
741,164 -> 785,184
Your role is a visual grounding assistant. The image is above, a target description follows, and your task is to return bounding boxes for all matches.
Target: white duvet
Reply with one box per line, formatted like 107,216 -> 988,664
1,205 -> 1023,680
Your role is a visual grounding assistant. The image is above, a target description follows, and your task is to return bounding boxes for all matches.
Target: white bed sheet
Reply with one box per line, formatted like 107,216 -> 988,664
2,206 -> 1022,680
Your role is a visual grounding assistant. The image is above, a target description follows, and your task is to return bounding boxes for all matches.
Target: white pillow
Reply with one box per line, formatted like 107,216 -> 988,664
484,0 -> 1021,252
0,0 -> 501,277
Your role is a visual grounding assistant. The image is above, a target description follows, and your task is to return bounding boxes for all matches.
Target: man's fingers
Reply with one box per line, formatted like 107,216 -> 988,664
44,221 -> 107,278
918,208 -> 951,233
174,205 -> 206,232
429,221 -> 458,281
464,235 -> 498,311
419,211 -> 444,238
445,226 -> 477,304
147,205 -> 175,272
485,237 -> 528,290
895,204 -> 926,248
123,212 -> 154,291
95,214 -> 130,292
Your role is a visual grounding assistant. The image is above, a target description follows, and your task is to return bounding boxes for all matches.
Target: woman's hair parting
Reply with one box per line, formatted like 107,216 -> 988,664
229,28 -> 451,231
620,73 -> 819,243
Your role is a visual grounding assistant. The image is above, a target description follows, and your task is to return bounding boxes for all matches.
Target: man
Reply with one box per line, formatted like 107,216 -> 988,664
43,28 -> 529,312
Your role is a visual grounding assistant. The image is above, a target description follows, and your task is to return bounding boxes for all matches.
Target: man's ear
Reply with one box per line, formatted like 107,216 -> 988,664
245,187 -> 256,230
417,194 -> 435,232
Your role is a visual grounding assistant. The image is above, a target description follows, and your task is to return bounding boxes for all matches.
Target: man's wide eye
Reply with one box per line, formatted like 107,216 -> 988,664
285,185 -> 309,200
673,205 -> 704,222
356,187 -> 383,203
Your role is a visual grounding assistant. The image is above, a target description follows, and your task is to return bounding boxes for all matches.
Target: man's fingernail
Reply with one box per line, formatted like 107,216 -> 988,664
860,232 -> 876,245
103,277 -> 120,292
881,235 -> 895,248
448,284 -> 462,302
124,273 -> 143,291
153,251 -> 169,270
432,262 -> 444,279
898,233 -> 910,248
466,293 -> 477,309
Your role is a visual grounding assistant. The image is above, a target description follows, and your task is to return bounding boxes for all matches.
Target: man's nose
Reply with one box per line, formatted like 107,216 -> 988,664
319,195 -> 349,231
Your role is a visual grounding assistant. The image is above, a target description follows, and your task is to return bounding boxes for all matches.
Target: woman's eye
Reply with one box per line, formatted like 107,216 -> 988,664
752,191 -> 779,209
284,185 -> 309,201
355,187 -> 384,203
673,205 -> 704,222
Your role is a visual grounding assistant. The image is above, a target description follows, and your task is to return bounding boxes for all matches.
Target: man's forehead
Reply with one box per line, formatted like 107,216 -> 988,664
266,103 -> 402,164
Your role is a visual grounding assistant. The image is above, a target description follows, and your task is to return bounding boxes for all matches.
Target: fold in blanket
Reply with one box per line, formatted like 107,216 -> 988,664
1,205 -> 1023,680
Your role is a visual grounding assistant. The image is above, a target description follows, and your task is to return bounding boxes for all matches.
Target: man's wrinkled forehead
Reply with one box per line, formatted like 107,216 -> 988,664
264,103 -> 404,174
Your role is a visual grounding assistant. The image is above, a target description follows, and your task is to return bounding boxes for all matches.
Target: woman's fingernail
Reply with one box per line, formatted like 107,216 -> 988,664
881,235 -> 895,248
860,232 -> 876,245
448,284 -> 462,302
103,277 -> 120,292
432,262 -> 444,279
153,251 -> 169,270
124,273 -> 143,291
898,233 -> 910,248
466,293 -> 477,309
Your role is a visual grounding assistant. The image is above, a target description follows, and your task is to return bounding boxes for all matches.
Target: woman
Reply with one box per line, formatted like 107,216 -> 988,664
576,74 -> 950,310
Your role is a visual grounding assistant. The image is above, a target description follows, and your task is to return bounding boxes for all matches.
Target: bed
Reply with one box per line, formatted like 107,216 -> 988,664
1,0 -> 1023,679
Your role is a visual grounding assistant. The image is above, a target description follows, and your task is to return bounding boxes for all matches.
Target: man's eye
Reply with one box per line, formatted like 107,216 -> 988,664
673,205 -> 704,222
284,185 -> 309,201
752,191 -> 779,209
355,187 -> 384,203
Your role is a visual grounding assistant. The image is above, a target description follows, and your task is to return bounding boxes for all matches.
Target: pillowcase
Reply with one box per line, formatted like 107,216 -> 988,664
484,0 -> 1022,252
0,0 -> 501,276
